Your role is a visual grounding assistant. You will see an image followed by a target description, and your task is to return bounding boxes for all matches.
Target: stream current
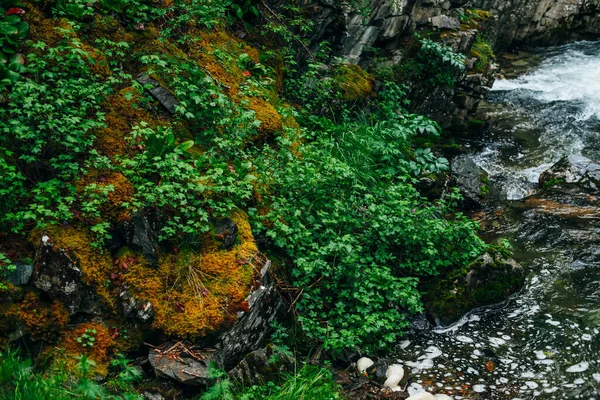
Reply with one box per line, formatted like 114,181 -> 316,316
396,41 -> 600,399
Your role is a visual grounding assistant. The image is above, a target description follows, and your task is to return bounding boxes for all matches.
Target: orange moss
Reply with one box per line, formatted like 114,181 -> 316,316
17,292 -> 69,342
333,63 -> 374,101
95,87 -> 161,157
30,226 -> 115,309
248,97 -> 282,138
78,170 -> 134,222
121,210 -> 258,339
57,321 -> 115,377
27,10 -> 76,48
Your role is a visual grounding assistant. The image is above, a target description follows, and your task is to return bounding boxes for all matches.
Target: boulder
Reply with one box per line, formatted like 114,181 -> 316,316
228,346 -> 295,386
451,155 -> 491,209
33,234 -> 96,315
148,346 -> 215,386
423,250 -> 524,326
149,259 -> 287,385
113,210 -> 159,266
539,154 -> 600,192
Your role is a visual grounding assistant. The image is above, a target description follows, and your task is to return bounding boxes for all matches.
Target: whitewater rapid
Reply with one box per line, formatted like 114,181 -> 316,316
396,41 -> 600,400
471,41 -> 600,200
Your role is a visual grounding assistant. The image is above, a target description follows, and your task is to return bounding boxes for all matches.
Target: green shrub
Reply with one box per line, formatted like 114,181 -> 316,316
403,38 -> 467,88
252,85 -> 486,351
0,2 -> 29,83
0,36 -> 109,233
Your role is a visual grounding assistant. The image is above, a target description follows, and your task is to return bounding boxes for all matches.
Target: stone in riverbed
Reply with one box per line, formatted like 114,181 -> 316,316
539,155 -> 600,192
357,357 -> 375,373
422,250 -> 524,326
451,155 -> 492,209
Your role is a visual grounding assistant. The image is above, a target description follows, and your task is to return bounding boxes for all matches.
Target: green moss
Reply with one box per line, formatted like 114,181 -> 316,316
332,63 -> 374,101
480,172 -> 491,197
470,37 -> 495,73
544,178 -> 565,188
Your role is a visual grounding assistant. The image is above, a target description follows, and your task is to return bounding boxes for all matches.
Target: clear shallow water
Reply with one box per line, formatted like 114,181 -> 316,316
396,41 -> 600,399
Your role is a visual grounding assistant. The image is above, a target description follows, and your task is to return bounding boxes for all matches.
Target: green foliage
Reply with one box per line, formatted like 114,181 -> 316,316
76,329 -> 97,348
54,0 -> 97,20
118,122 -> 254,242
405,38 -> 466,88
0,252 -> 15,290
0,36 -> 110,234
237,364 -> 343,400
543,178 -> 565,188
200,364 -> 235,400
252,84 -> 486,351
0,2 -> 29,83
200,363 -> 343,400
0,348 -> 143,399
470,36 -> 495,73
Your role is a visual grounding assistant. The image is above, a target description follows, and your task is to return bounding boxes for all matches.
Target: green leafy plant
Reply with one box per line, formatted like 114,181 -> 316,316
0,2 -> 28,82
0,252 -> 15,290
0,348 -> 143,399
408,38 -> 467,87
77,329 -> 97,348
0,36 -> 109,234
252,81 -> 486,351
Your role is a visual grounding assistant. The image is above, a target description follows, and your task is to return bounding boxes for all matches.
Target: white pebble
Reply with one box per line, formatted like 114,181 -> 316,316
566,361 -> 589,373
356,357 -> 374,373
407,393 -> 435,400
386,364 -> 404,379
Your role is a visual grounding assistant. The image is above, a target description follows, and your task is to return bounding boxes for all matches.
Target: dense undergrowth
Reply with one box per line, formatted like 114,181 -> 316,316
0,0 -> 490,396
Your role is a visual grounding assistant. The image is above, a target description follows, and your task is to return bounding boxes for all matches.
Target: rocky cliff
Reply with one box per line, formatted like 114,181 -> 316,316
473,0 -> 600,48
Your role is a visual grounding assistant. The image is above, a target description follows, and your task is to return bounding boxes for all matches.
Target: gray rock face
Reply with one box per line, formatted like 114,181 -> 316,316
451,155 -> 490,209
539,155 -> 600,191
430,15 -> 460,29
120,289 -> 154,322
136,74 -> 180,114
473,0 -> 600,48
6,262 -> 33,286
33,234 -> 95,315
228,346 -> 295,386
214,218 -> 238,250
116,211 -> 159,266
211,260 -> 286,371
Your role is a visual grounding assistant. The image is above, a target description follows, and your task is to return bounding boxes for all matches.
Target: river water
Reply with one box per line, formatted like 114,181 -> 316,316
396,41 -> 600,399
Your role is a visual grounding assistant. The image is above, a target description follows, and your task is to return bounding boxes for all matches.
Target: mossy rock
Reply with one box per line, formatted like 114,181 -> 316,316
333,63 -> 374,101
422,249 -> 525,326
